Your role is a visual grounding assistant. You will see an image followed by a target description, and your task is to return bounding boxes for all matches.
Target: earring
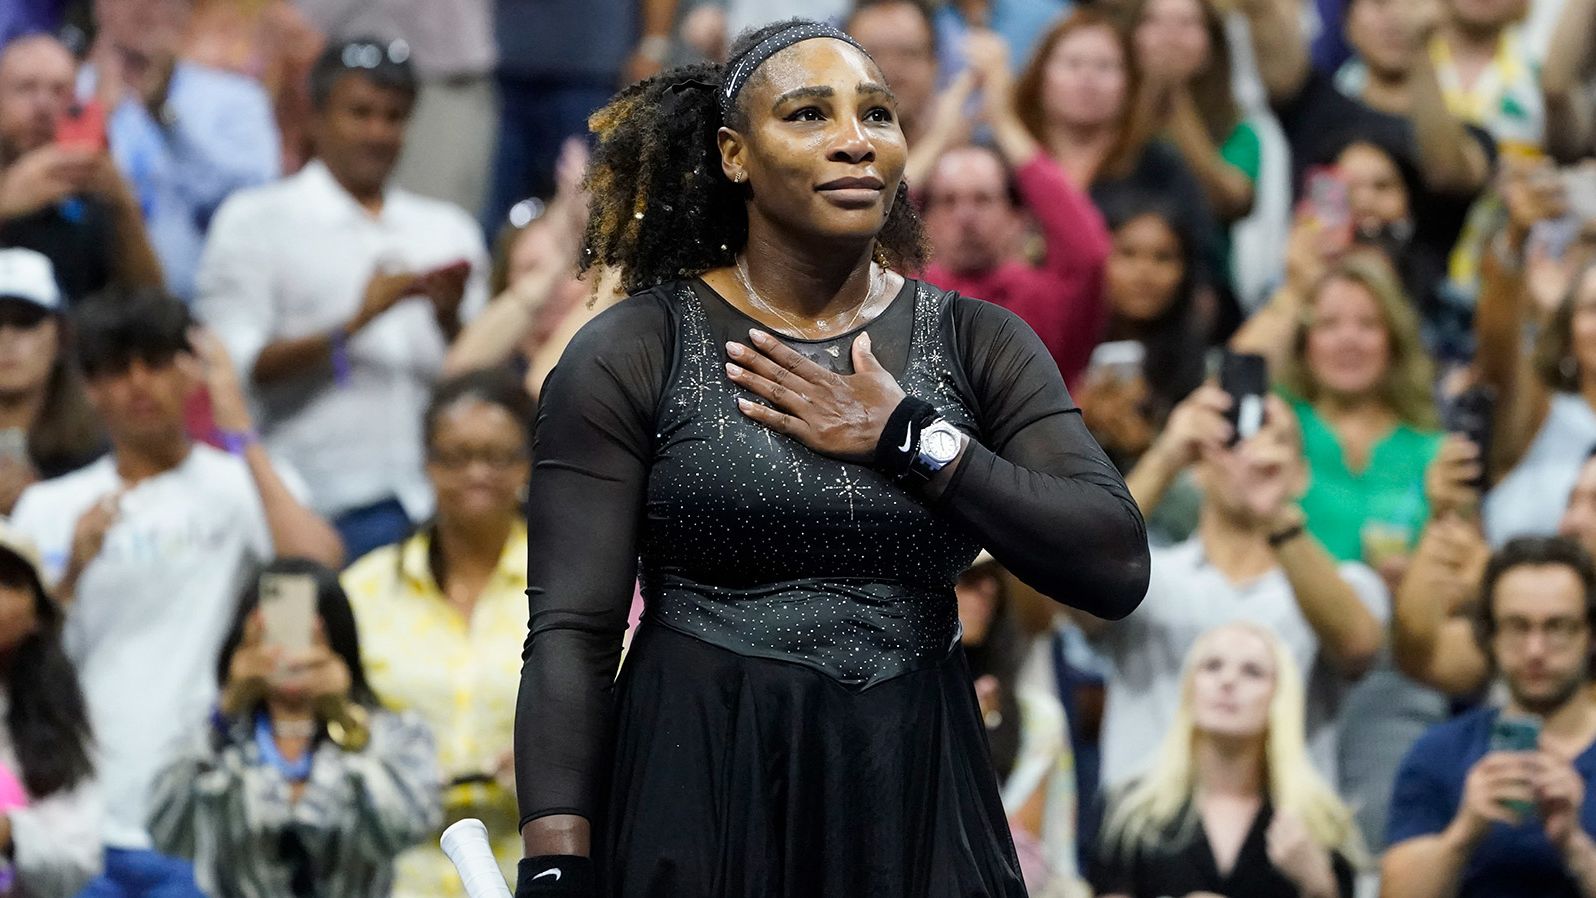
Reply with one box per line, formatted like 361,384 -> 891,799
735,172 -> 746,183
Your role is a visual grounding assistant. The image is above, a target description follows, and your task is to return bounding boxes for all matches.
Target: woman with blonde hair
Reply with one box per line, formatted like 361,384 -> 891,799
1259,252 -> 1442,573
1090,622 -> 1363,898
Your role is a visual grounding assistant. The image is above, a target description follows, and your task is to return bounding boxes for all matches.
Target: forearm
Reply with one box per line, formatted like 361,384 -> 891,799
1124,442 -> 1186,518
1542,0 -> 1596,98
639,0 -> 678,38
1238,0 -> 1309,106
240,442 -> 344,567
1008,139 -> 1112,275
1563,830 -> 1596,898
1229,286 -> 1302,375
1407,63 -> 1489,195
106,196 -> 164,288
1274,528 -> 1381,675
442,278 -> 555,377
251,330 -> 340,385
1168,112 -> 1255,222
1382,829 -> 1478,898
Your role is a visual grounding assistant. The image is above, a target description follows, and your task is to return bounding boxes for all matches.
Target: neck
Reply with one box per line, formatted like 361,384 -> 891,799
1197,510 -> 1275,580
1444,20 -> 1505,60
266,696 -> 315,725
112,433 -> 190,483
1045,121 -> 1116,185
1513,684 -> 1596,743
326,164 -> 385,214
1194,732 -> 1266,798
435,512 -> 512,577
739,228 -> 878,320
0,386 -> 47,433
1313,389 -> 1389,423
1361,70 -> 1413,116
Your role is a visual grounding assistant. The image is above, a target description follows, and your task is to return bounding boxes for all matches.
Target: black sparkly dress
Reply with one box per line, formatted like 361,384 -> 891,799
517,278 -> 1148,898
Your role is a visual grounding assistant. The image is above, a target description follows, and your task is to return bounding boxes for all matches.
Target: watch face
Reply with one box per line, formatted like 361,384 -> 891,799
923,426 -> 961,463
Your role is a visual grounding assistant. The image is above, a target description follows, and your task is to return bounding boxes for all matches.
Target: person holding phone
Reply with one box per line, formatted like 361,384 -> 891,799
0,33 -> 163,306
148,559 -> 441,898
342,369 -> 533,898
1383,536 -> 1596,898
196,38 -> 490,562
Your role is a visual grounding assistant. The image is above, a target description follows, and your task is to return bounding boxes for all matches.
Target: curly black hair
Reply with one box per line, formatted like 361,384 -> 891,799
580,19 -> 929,296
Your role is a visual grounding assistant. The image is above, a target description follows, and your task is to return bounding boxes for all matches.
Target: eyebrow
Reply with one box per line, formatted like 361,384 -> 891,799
770,81 -> 900,112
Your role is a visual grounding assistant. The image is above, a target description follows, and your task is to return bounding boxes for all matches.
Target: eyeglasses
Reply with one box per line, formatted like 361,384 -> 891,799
339,39 -> 411,70
428,447 -> 528,471
1494,616 -> 1589,650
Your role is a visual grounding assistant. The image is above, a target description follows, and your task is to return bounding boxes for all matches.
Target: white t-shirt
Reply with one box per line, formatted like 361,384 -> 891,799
9,447 -> 280,849
1484,393 -> 1596,546
196,160 -> 489,521
1091,540 -> 1390,789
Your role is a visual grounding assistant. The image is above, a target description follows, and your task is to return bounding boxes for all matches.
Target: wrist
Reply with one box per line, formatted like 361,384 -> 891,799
216,426 -> 258,457
517,855 -> 595,897
1266,506 -> 1307,546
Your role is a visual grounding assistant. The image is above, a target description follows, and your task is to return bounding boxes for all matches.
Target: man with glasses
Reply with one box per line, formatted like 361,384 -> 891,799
1384,536 -> 1596,898
196,38 -> 489,563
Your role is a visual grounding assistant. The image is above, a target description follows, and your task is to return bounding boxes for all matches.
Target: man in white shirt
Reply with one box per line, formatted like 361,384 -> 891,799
9,288 -> 343,898
1071,385 -> 1388,789
196,38 -> 489,563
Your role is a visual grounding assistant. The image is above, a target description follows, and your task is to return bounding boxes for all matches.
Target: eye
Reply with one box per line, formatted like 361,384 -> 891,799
786,106 -> 825,122
865,106 -> 895,123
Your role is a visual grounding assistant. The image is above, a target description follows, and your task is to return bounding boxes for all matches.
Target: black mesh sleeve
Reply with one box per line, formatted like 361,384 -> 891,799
938,297 -> 1150,619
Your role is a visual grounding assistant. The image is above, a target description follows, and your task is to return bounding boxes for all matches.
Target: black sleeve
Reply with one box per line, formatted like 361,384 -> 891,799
514,292 -> 674,828
938,297 -> 1150,620
1331,850 -> 1356,898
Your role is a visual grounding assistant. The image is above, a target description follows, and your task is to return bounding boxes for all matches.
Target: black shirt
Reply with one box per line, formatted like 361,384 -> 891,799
1091,799 -> 1356,898
0,196 -> 119,305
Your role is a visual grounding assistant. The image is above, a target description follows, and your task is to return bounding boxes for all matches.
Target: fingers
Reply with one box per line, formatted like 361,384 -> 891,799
242,609 -> 266,646
736,397 -> 810,441
745,329 -> 839,386
725,346 -> 815,407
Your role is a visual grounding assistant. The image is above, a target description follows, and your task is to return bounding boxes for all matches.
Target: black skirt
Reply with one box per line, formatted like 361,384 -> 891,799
599,623 -> 1029,898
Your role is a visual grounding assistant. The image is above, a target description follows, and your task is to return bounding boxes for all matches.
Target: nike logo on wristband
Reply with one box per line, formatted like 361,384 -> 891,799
898,427 -> 913,453
532,868 -> 562,882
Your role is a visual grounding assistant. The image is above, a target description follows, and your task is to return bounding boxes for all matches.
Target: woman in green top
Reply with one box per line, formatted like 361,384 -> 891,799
1125,0 -> 1261,224
1279,254 -> 1442,575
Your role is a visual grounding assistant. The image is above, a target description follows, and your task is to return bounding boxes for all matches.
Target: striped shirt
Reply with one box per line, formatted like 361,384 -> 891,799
147,710 -> 441,898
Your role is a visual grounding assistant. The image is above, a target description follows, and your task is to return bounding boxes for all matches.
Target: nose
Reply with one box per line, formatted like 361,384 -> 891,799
827,116 -> 875,165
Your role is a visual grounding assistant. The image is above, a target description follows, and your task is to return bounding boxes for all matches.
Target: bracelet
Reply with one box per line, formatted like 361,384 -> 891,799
217,428 -> 258,457
329,326 -> 353,388
325,702 -> 370,752
1267,522 -> 1306,548
873,397 -> 938,477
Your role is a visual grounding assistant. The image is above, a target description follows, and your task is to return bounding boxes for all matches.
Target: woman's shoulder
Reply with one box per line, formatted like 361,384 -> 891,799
545,283 -> 683,387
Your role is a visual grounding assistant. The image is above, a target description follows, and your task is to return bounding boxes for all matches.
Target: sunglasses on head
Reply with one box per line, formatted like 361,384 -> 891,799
338,39 -> 411,70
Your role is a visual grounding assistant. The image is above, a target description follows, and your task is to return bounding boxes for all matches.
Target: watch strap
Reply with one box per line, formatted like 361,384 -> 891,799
873,396 -> 938,477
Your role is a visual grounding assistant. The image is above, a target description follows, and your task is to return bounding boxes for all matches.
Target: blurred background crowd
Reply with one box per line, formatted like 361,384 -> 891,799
2,0 -> 1596,897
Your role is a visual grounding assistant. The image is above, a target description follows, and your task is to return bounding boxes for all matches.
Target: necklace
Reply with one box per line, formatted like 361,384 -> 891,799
735,255 -> 886,340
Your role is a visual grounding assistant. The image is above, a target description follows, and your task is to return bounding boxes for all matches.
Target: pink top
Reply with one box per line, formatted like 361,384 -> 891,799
923,154 -> 1112,392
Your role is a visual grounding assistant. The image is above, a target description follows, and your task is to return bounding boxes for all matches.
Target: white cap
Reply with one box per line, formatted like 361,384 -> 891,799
0,248 -> 62,312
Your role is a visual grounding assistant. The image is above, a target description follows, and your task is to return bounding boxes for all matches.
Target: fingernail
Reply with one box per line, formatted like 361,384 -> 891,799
726,362 -> 743,376
860,331 -> 872,350
737,398 -> 751,410
750,328 -> 769,345
726,342 -> 743,358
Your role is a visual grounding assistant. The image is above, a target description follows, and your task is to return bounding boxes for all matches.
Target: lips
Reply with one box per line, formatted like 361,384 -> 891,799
816,175 -> 886,209
817,175 -> 884,191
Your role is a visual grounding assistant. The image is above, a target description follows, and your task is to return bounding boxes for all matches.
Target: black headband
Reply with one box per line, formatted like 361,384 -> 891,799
718,21 -> 871,121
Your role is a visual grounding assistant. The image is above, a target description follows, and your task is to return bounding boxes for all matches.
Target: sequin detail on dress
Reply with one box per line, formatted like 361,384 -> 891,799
639,281 -> 984,689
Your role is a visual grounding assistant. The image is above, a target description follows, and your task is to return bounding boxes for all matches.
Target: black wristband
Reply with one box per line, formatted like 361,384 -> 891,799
516,856 -> 595,897
1266,523 -> 1305,548
873,396 -> 939,476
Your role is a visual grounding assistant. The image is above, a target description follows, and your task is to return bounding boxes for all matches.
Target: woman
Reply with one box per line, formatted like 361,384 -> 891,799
343,369 -> 534,898
1126,0 -> 1259,224
1090,622 -> 1363,898
0,248 -> 106,516
1477,163 -> 1596,545
0,524 -> 99,898
515,18 -> 1149,898
957,562 -> 1081,898
1081,195 -> 1207,471
148,560 -> 440,898
1012,11 -> 1219,284
1278,254 -> 1442,569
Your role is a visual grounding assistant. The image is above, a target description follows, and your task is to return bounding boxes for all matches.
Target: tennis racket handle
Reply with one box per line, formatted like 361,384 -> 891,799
441,818 -> 513,898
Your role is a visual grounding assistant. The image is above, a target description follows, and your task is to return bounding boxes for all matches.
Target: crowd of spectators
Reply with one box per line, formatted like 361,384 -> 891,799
2,0 -> 1596,897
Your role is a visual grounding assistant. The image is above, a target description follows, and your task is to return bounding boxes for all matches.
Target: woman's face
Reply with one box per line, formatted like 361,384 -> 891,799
1107,213 -> 1186,323
955,569 -> 1001,646
0,302 -> 57,398
0,581 -> 37,656
722,39 -> 908,248
1339,143 -> 1410,233
1042,26 -> 1128,131
1190,625 -> 1276,740
1305,276 -> 1393,400
426,399 -> 531,526
1571,268 -> 1596,382
1135,0 -> 1212,82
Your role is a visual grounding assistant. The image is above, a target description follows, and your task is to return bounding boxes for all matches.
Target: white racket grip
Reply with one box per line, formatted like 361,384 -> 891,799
441,818 -> 514,898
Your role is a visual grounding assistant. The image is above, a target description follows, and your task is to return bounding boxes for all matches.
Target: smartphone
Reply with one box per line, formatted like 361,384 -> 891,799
1444,385 -> 1495,491
259,572 -> 317,653
1086,340 -> 1146,385
1218,351 -> 1268,445
1489,713 -> 1542,816
1303,166 -> 1350,234
55,100 -> 106,151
